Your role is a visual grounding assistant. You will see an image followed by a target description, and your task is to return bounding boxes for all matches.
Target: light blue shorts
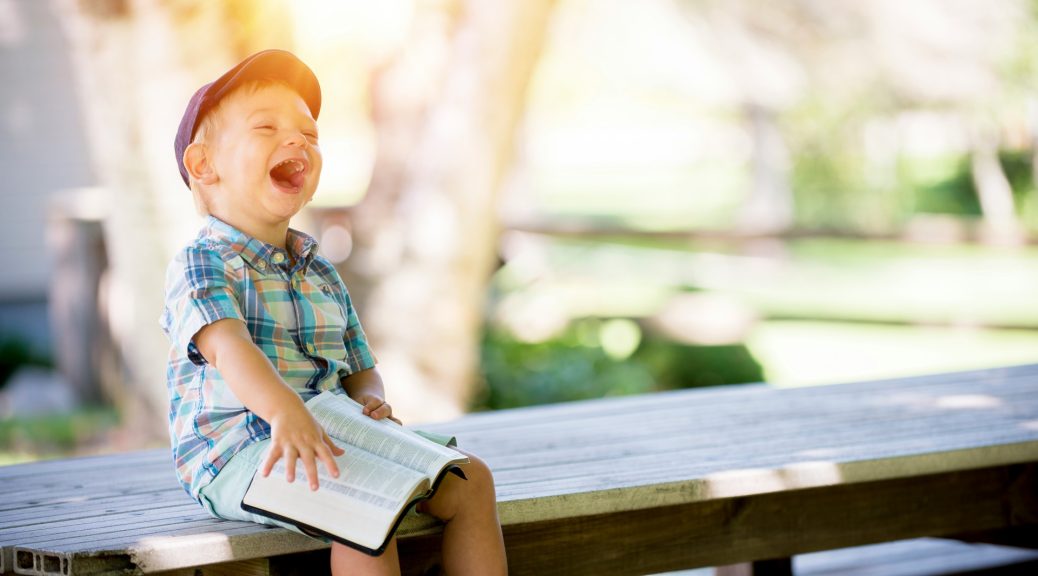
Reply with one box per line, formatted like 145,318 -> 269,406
197,430 -> 457,540
197,439 -> 307,535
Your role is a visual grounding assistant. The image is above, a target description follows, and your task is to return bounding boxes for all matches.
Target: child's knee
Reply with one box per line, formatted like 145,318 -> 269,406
420,451 -> 496,521
460,452 -> 496,498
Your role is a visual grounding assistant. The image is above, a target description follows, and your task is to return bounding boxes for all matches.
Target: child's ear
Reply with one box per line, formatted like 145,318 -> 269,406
183,142 -> 217,185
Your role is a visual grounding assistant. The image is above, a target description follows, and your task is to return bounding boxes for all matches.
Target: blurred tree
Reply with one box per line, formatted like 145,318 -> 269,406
56,0 -> 294,439
682,0 -> 1032,239
339,0 -> 555,422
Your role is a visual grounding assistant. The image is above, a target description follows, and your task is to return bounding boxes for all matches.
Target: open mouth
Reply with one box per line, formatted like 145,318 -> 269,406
269,158 -> 307,191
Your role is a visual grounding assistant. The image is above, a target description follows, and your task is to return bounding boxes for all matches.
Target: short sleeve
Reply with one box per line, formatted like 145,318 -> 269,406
161,246 -> 245,365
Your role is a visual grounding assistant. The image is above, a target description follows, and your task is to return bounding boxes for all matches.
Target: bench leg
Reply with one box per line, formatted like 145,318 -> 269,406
715,557 -> 794,576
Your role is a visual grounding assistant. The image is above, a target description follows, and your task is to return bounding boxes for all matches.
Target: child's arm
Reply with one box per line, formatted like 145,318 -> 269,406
194,318 -> 345,491
341,367 -> 400,424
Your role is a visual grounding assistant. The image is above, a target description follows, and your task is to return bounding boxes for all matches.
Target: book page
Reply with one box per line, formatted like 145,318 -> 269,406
306,391 -> 467,477
279,441 -> 428,507
243,440 -> 430,551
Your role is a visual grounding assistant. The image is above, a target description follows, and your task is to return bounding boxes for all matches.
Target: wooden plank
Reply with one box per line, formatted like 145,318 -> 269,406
13,515 -> 256,551
454,384 -> 1038,454
480,416 -> 1038,484
483,440 -> 1038,525
0,449 -> 168,482
1,492 -> 195,526
3,365 -> 1037,575
465,408 -> 1038,468
4,505 -> 215,544
795,538 -> 1038,576
0,466 -> 174,496
6,381 -> 1021,520
397,464 -> 1030,576
434,364 -> 1038,434
2,413 -> 1021,535
151,557 -> 274,576
0,471 -> 177,510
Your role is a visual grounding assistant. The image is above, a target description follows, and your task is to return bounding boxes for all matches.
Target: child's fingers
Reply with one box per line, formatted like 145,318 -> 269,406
318,433 -> 342,478
260,446 -> 281,477
367,401 -> 392,420
323,430 -> 345,456
283,446 -> 298,483
360,396 -> 381,416
300,449 -> 320,491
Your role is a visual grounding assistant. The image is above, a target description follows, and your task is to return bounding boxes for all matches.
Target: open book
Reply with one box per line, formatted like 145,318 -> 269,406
241,391 -> 468,556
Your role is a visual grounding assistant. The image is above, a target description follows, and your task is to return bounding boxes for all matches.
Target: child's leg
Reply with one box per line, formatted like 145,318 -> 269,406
331,539 -> 401,576
417,450 -> 507,576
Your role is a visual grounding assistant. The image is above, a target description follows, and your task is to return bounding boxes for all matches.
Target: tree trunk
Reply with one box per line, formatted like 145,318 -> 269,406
970,124 -> 1024,245
738,103 -> 794,234
341,0 -> 554,423
54,0 -> 292,440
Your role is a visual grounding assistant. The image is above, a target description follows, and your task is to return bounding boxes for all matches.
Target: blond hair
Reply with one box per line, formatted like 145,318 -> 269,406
184,78 -> 294,216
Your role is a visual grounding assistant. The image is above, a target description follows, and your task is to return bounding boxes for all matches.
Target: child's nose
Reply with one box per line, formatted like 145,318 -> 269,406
285,131 -> 308,148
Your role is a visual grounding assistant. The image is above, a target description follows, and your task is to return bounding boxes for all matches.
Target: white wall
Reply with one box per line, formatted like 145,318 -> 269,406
0,0 -> 96,301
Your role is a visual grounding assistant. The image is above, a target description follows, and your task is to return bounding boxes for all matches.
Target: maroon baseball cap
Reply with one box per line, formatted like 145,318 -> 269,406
174,49 -> 321,187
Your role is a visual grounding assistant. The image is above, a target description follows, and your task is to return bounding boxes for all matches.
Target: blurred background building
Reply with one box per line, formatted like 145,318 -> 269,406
3,0 -> 1038,461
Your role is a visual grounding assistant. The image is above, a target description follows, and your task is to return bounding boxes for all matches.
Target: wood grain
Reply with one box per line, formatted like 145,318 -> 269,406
2,364 -> 1037,575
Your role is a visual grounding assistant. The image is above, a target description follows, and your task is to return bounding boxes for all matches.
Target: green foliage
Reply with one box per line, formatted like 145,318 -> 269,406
1000,150 -> 1036,201
903,155 -> 980,216
1001,150 -> 1038,232
0,336 -> 52,391
636,339 -> 764,389
473,323 -> 763,411
0,407 -> 119,455
900,151 -> 1036,220
784,99 -> 904,234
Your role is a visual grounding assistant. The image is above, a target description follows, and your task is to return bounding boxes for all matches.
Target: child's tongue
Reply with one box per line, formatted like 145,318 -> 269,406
270,162 -> 304,189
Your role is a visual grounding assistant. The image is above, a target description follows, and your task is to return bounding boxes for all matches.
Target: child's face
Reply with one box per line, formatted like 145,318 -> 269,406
204,83 -> 322,232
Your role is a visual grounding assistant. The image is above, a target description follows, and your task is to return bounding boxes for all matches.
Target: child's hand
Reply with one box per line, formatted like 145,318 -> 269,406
261,402 -> 346,491
356,393 -> 402,425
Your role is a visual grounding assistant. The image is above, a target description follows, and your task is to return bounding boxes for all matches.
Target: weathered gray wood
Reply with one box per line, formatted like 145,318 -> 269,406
795,538 -> 1038,576
2,364 -> 1037,575
143,537 -> 1038,576
455,464 -> 1029,575
400,464 -> 1032,575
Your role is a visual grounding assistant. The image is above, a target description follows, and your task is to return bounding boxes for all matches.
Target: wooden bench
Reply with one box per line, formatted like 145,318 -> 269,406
2,364 -> 1037,576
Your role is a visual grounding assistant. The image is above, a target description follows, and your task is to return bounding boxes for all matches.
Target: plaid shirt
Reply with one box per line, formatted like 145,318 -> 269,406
160,216 -> 376,500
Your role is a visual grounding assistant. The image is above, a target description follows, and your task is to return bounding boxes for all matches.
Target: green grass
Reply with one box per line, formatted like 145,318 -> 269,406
0,406 -> 120,464
511,236 -> 1038,328
489,235 -> 1038,398
747,320 -> 1038,387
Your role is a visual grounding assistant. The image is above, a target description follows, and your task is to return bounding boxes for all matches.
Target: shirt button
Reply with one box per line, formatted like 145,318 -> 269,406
306,342 -> 317,354
271,252 -> 286,264
256,260 -> 267,270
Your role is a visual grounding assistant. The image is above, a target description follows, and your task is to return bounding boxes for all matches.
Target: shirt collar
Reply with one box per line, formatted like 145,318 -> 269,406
202,216 -> 319,273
